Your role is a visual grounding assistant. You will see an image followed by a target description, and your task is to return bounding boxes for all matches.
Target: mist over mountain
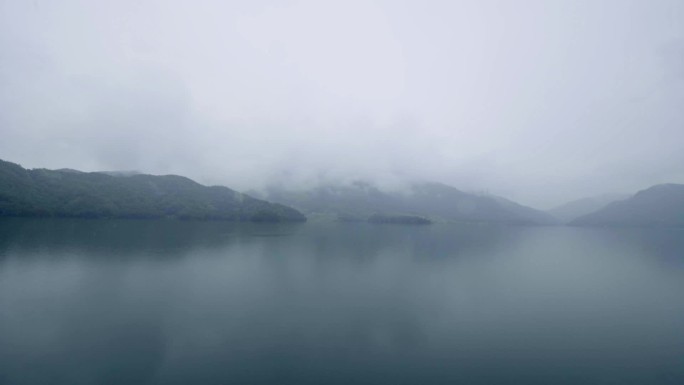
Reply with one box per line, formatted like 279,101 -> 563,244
256,181 -> 557,225
97,170 -> 142,177
8,154 -> 684,228
0,159 -> 305,222
1,1 -> 683,208
549,194 -> 630,223
571,184 -> 684,227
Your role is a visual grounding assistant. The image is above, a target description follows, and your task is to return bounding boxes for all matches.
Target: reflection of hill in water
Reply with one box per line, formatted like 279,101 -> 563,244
586,227 -> 684,267
2,219 -> 682,268
0,218 -> 303,260
0,219 -> 519,263
1,219 -> 683,385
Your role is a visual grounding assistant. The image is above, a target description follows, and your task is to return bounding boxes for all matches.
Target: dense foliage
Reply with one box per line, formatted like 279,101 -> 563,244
0,160 -> 306,222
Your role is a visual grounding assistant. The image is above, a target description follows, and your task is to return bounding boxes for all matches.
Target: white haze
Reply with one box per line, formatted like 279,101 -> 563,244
1,0 -> 683,208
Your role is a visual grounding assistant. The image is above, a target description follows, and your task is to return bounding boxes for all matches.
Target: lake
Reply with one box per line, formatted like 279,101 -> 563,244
1,218 -> 683,384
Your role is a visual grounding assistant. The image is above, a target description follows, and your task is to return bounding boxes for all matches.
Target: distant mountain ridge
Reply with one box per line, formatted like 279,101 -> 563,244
571,184 -> 684,227
548,193 -> 629,223
0,159 -> 305,222
7,158 -> 683,227
257,181 -> 557,225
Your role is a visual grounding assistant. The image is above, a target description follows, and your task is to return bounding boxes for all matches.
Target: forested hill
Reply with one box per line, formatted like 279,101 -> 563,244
0,159 -> 306,222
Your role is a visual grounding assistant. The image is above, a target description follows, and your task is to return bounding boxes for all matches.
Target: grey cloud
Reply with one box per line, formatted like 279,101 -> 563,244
1,0 -> 683,208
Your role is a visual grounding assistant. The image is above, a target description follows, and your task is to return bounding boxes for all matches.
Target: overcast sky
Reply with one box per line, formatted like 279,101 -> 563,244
1,0 -> 683,208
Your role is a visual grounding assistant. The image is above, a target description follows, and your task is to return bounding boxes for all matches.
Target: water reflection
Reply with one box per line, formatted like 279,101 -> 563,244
0,219 -> 683,384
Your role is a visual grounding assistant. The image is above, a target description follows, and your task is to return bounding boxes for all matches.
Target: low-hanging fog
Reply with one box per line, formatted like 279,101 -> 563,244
1,0 -> 683,208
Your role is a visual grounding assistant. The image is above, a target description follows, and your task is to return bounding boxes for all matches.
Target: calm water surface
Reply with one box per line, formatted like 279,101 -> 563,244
1,218 -> 683,384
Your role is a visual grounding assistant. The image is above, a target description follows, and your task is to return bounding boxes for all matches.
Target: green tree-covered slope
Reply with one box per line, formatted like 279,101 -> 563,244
0,159 -> 306,222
